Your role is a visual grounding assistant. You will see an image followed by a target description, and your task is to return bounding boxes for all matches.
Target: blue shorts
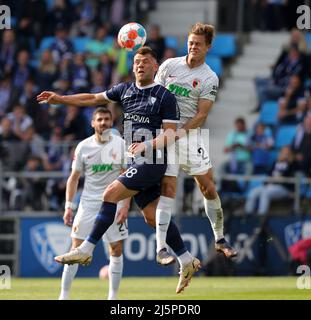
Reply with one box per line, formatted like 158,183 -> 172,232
118,161 -> 166,209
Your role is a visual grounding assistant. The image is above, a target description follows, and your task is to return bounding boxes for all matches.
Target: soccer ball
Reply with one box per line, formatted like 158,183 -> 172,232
117,22 -> 147,51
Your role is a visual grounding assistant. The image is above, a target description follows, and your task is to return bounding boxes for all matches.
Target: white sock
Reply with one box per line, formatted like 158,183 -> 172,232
79,239 -> 96,255
204,194 -> 224,242
59,264 -> 78,300
108,255 -> 123,300
177,251 -> 193,269
156,196 -> 173,253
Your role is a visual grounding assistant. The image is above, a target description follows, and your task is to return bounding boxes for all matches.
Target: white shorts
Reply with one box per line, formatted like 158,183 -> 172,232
166,134 -> 212,177
71,199 -> 128,243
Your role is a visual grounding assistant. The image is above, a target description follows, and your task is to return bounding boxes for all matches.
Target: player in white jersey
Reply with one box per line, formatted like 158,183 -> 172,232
59,107 -> 130,300
154,22 -> 237,260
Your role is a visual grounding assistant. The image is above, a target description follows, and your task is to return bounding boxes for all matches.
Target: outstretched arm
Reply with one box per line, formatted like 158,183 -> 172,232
36,91 -> 110,107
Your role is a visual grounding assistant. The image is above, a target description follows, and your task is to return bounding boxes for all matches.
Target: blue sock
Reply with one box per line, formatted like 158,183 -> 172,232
87,202 -> 116,244
166,221 -> 187,256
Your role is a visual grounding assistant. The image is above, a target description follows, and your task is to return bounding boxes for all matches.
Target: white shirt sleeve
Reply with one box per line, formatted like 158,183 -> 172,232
200,73 -> 219,102
155,58 -> 172,87
71,143 -> 84,173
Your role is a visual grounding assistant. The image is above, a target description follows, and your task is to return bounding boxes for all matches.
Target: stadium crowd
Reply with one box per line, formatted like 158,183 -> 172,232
0,0 -> 173,211
220,28 -> 311,216
0,0 -> 310,217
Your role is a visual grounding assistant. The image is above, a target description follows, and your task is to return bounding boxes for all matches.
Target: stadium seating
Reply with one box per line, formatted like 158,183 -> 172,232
274,125 -> 297,149
208,34 -> 237,58
165,36 -> 179,50
72,37 -> 91,53
39,36 -> 55,53
205,55 -> 223,77
259,100 -> 279,126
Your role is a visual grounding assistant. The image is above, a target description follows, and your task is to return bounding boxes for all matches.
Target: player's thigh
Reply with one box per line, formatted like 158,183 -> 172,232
194,168 -> 217,199
118,162 -> 167,191
103,180 -> 138,202
71,200 -> 102,240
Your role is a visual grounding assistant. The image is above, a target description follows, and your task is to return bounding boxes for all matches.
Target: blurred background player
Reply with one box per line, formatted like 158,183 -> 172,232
37,46 -> 200,294
154,23 -> 237,260
59,107 -> 130,300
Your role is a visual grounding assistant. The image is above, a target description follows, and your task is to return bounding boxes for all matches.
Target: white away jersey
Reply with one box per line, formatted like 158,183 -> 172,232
155,56 -> 219,125
72,134 -> 126,201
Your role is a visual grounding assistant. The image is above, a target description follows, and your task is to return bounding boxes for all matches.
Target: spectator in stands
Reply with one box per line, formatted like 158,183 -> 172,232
0,73 -> 15,118
248,122 -> 274,175
21,155 -> 46,211
291,115 -> 311,177
0,117 -> 22,170
161,47 -> 177,63
70,53 -> 92,93
62,105 -> 89,141
50,24 -> 74,64
254,44 -> 306,112
7,104 -> 33,140
146,24 -> 166,62
86,26 -> 112,69
91,70 -> 107,93
12,49 -> 35,92
261,0 -> 286,31
108,39 -> 129,83
0,30 -> 17,77
16,0 -> 47,47
21,126 -> 46,161
36,49 -> 59,91
223,117 -> 251,175
277,75 -> 305,124
276,28 -> 309,60
47,0 -> 73,35
70,0 -> 97,37
245,146 -> 297,215
97,53 -> 113,88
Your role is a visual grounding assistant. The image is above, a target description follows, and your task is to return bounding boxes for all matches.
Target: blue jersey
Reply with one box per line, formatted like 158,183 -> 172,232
104,82 -> 180,142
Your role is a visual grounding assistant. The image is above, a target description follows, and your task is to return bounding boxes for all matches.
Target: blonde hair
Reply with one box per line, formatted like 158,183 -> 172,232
188,22 -> 215,45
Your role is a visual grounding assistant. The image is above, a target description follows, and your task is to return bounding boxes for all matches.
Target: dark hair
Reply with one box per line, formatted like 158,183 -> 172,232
188,22 -> 215,45
92,107 -> 112,120
134,46 -> 158,61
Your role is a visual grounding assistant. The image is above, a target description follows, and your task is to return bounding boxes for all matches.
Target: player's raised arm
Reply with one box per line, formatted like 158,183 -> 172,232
36,91 -> 110,107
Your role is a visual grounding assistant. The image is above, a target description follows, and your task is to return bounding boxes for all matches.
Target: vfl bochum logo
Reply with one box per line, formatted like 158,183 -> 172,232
284,221 -> 311,248
30,223 -> 71,273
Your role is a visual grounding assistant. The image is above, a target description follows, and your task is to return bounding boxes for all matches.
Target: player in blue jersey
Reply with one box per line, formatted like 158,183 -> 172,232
37,46 -> 200,294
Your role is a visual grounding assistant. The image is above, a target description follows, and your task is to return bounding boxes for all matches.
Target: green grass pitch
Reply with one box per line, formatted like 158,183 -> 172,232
1,276 -> 310,300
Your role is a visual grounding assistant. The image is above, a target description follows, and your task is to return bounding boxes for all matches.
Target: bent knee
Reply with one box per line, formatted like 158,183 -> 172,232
103,182 -> 119,202
201,184 -> 217,199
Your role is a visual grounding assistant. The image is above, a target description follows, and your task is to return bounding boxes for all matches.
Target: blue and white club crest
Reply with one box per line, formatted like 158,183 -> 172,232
284,221 -> 311,248
30,223 -> 71,273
